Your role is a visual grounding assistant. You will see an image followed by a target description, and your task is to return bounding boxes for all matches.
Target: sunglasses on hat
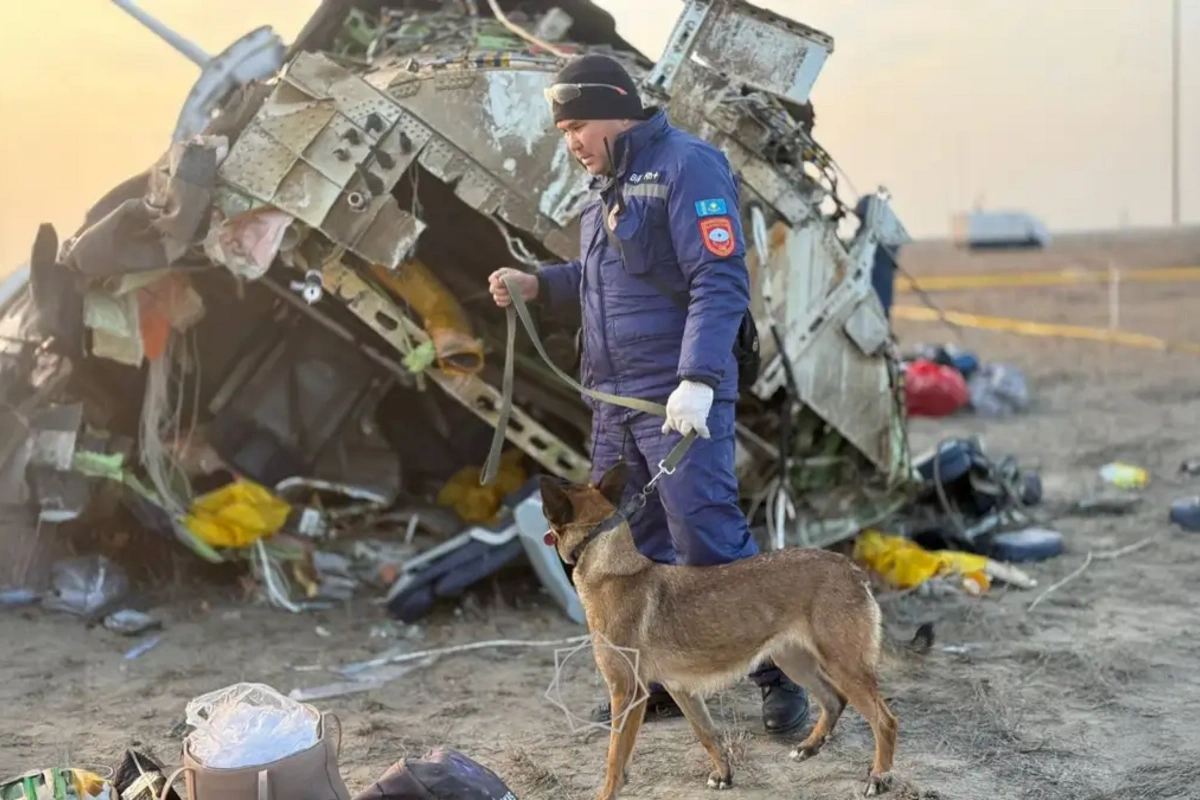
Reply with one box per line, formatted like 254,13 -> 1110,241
543,82 -> 629,105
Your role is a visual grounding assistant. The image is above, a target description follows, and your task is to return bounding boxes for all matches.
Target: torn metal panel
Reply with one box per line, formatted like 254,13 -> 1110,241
648,0 -> 834,106
747,217 -> 900,470
365,59 -> 594,259
217,51 -> 431,268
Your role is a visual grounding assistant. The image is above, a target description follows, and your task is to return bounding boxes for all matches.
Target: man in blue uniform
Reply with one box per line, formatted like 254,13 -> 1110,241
489,54 -> 809,735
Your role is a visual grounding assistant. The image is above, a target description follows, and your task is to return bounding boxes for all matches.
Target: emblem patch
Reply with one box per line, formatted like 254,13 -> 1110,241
699,216 -> 735,257
695,198 -> 728,217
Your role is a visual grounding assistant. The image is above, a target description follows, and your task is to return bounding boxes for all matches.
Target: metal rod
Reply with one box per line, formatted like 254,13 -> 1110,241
109,0 -> 211,68
1172,0 -> 1182,226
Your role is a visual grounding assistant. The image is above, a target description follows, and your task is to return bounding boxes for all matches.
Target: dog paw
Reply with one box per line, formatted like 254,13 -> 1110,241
707,771 -> 732,790
863,771 -> 894,797
789,742 -> 823,762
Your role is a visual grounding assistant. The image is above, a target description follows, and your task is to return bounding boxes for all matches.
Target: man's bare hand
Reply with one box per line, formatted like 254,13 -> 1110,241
488,268 -> 539,308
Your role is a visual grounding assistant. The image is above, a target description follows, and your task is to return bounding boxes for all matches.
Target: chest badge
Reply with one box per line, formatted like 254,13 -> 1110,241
699,216 -> 735,257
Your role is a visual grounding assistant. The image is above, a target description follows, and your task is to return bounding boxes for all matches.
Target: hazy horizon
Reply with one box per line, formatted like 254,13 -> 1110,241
0,0 -> 1195,269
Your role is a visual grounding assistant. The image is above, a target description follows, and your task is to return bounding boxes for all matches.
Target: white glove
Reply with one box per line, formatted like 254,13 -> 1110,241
662,380 -> 714,439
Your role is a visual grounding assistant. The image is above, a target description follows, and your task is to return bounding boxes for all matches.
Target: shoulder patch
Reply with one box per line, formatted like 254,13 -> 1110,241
699,216 -> 736,258
695,198 -> 728,217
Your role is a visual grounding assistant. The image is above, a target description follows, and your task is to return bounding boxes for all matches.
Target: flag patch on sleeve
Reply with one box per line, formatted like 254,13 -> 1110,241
694,198 -> 728,217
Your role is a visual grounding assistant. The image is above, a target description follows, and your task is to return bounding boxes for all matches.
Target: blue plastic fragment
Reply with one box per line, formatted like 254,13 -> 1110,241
990,527 -> 1064,563
1169,497 -> 1200,532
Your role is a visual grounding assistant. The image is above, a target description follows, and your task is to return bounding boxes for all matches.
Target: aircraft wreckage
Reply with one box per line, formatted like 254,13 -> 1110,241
0,0 -> 913,622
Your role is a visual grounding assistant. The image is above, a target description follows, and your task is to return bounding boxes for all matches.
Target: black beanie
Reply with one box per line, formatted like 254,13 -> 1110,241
550,54 -> 644,123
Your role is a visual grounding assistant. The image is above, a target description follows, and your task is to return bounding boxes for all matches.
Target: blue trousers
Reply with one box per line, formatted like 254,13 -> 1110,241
589,400 -> 783,687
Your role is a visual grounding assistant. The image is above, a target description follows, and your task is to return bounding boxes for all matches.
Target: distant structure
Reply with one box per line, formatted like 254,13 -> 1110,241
951,208 -> 1051,250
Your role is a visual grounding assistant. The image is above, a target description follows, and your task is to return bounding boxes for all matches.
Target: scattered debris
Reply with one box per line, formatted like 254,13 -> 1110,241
1168,497 -> 1200,532
103,608 -> 162,636
288,658 -> 435,702
0,767 -> 116,800
854,529 -> 1035,596
352,748 -> 517,800
988,527 -> 1064,563
123,635 -> 162,660
1071,493 -> 1143,517
1099,462 -> 1149,489
903,359 -> 969,418
42,556 -> 128,617
967,363 -> 1030,417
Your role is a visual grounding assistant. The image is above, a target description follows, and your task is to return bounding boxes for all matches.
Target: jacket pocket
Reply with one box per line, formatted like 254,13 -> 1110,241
609,196 -> 676,278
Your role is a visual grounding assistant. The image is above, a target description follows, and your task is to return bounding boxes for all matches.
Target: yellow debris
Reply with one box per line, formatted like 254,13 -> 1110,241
437,449 -> 527,525
183,479 -> 292,549
370,260 -> 484,376
853,529 -> 991,594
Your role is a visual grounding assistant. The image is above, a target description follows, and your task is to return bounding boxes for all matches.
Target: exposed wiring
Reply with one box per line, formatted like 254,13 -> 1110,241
490,214 -> 544,267
484,0 -> 570,58
337,633 -> 592,677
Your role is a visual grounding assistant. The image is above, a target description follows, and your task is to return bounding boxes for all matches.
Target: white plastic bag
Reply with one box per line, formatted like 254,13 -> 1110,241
185,682 -> 319,768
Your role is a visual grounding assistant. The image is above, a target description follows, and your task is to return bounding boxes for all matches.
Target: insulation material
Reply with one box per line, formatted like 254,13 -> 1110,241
84,291 -> 144,366
182,479 -> 292,550
203,207 -> 296,280
853,530 -> 990,594
436,448 -> 527,525
368,261 -> 483,376
137,273 -> 206,361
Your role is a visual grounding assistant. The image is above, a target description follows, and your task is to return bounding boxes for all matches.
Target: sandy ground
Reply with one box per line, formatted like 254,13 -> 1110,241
5,234 -> 1200,799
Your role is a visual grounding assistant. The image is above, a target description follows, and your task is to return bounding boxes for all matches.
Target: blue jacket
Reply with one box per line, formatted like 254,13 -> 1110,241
537,109 -> 750,408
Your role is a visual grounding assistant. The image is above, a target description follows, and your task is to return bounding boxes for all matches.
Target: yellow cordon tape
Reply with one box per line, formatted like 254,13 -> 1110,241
895,264 -> 1200,293
891,304 -> 1200,356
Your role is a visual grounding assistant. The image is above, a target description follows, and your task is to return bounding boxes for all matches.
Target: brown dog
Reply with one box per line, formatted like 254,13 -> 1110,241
539,462 -> 930,799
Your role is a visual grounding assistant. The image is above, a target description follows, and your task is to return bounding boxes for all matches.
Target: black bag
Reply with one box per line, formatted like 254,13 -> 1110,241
352,748 -> 517,800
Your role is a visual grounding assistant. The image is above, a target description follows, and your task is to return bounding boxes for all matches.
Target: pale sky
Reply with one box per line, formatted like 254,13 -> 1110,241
1,0 -> 1196,270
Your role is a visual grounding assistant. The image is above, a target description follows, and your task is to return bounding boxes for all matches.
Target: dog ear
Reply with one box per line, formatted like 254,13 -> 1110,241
538,475 -> 574,527
595,461 -> 628,507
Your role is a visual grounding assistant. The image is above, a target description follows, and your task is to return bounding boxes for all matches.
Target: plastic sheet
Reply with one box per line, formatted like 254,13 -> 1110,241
42,556 -> 129,616
967,363 -> 1030,416
182,479 -> 292,549
853,529 -> 991,594
904,358 -> 969,418
185,683 -> 319,768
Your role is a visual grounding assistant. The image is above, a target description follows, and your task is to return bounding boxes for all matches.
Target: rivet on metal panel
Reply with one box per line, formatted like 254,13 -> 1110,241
347,191 -> 369,211
389,81 -> 421,99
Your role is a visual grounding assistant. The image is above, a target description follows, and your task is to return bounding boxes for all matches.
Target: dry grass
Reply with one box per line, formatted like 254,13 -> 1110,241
504,745 -> 588,799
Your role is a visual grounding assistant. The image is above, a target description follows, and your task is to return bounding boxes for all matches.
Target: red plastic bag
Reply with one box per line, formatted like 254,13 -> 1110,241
904,358 -> 969,417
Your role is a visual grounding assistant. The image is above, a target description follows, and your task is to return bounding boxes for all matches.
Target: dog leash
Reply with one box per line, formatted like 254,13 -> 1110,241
480,274 -> 696,488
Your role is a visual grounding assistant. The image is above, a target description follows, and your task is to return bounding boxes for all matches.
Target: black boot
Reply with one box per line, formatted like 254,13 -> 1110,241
590,688 -> 684,724
760,676 -> 809,736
